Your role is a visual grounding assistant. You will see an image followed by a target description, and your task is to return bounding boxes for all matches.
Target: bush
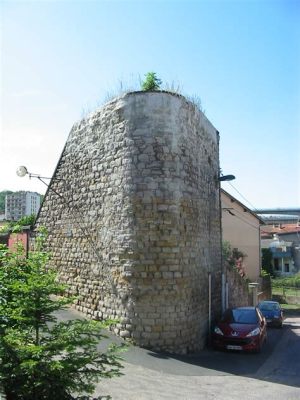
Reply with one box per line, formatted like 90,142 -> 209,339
261,248 -> 274,277
0,229 -> 125,400
222,241 -> 247,278
272,273 -> 300,288
0,214 -> 36,234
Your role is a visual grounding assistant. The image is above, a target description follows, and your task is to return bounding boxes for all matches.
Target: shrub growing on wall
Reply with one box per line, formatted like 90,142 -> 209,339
0,229 -> 125,400
222,241 -> 247,278
141,72 -> 162,91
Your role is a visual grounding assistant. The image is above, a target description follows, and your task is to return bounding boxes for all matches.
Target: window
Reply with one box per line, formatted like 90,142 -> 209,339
284,263 -> 290,273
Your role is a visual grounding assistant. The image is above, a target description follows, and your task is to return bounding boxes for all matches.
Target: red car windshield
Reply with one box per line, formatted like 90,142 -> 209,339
221,309 -> 259,324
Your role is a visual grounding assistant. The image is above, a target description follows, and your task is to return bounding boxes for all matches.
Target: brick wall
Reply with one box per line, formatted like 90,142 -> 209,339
226,263 -> 251,308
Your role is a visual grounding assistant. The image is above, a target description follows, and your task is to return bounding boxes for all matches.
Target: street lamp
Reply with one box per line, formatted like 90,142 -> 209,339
206,172 -> 236,341
16,165 -> 66,200
16,165 -> 29,177
218,174 -> 235,182
16,165 -> 58,186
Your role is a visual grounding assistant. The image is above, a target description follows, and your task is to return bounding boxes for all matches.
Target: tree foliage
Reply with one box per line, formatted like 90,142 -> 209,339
16,214 -> 36,227
0,229 -> 125,400
272,272 -> 300,288
0,214 -> 36,234
261,248 -> 274,277
141,72 -> 162,91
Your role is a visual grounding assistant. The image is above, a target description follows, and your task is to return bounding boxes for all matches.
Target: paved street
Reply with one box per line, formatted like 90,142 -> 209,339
57,308 -> 300,400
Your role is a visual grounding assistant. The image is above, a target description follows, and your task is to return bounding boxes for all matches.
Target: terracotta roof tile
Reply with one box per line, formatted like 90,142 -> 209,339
261,223 -> 300,236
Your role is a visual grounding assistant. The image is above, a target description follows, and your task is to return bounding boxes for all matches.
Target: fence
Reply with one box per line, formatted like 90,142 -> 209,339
272,286 -> 300,304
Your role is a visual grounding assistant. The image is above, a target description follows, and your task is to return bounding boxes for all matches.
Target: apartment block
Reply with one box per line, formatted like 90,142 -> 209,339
5,191 -> 41,221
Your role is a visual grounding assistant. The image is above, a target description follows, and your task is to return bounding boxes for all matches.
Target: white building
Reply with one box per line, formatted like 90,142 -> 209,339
261,234 -> 294,276
5,191 -> 41,221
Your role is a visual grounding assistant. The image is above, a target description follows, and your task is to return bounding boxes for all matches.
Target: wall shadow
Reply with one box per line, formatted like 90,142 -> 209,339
143,320 -> 300,388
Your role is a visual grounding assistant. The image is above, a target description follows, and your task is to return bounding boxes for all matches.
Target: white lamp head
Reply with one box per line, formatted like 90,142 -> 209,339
16,165 -> 28,177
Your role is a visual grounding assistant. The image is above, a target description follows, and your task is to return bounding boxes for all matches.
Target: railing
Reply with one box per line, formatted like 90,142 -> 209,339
272,286 -> 300,297
272,250 -> 292,258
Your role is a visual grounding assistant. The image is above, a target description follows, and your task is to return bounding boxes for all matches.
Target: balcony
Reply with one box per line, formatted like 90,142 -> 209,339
272,250 -> 292,258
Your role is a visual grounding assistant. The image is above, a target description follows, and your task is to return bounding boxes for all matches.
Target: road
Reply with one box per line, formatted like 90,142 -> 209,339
57,308 -> 300,400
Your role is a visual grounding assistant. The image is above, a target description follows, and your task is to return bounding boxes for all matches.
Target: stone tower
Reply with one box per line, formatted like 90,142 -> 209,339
37,91 -> 222,353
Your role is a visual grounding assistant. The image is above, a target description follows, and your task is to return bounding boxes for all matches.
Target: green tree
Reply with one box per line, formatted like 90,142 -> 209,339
141,72 -> 162,91
261,248 -> 274,277
0,229 -> 125,400
17,214 -> 36,227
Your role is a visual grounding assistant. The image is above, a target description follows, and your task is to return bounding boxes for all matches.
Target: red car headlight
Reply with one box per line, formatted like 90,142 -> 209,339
214,326 -> 224,336
246,327 -> 260,337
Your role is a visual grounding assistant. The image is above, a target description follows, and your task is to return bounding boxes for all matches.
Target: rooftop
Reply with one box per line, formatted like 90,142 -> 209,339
261,223 -> 300,237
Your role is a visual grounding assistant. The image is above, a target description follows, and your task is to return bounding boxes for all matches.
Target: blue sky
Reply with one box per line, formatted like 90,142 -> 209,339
1,0 -> 299,208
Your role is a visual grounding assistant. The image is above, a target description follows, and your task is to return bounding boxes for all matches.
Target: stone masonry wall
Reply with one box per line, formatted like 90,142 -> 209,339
37,91 -> 222,353
226,263 -> 251,308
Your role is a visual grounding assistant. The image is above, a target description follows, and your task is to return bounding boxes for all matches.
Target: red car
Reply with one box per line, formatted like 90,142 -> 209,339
212,306 -> 267,353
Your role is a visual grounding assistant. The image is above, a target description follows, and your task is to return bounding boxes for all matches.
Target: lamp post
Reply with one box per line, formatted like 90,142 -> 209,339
217,173 -> 235,313
207,172 -> 236,344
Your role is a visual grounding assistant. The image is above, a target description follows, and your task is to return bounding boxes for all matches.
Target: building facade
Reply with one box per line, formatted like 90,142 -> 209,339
221,189 -> 264,282
5,191 -> 41,221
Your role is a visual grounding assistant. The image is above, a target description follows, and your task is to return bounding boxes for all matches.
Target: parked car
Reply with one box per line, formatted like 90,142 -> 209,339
257,300 -> 283,328
212,306 -> 267,353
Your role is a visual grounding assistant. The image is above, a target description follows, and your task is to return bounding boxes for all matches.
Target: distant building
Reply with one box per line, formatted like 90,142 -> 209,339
261,223 -> 300,275
5,191 -> 41,221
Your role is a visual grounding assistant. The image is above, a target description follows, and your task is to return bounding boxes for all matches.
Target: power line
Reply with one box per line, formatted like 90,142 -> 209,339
225,181 -> 258,212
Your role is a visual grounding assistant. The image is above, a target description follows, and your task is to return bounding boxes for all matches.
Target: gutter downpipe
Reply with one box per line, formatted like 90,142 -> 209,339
208,272 -> 212,344
216,132 -> 226,314
219,185 -> 226,312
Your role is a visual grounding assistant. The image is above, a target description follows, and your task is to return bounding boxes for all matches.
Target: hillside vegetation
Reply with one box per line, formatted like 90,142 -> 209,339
0,191 -> 13,213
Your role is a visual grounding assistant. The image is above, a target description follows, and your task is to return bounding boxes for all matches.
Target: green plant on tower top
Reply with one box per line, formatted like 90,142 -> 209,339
141,72 -> 162,91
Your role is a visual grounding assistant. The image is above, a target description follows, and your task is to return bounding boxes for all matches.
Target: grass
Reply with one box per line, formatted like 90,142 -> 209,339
272,284 -> 300,315
280,303 -> 300,309
79,74 -> 205,118
272,286 -> 300,297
